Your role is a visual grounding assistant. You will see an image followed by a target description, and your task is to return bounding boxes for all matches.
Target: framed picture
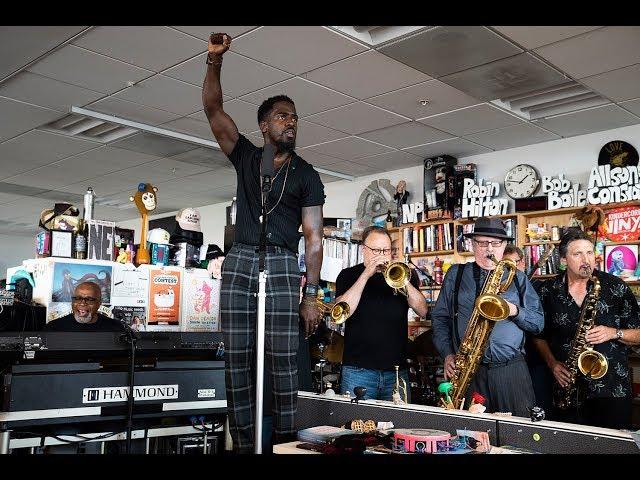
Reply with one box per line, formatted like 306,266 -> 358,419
50,230 -> 73,258
336,218 -> 351,231
605,244 -> 639,281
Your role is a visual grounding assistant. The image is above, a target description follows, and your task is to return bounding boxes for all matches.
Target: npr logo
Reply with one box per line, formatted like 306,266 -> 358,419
82,385 -> 179,404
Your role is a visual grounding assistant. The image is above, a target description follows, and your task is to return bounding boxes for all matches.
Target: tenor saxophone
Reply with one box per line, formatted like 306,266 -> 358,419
553,275 -> 608,410
440,255 -> 517,410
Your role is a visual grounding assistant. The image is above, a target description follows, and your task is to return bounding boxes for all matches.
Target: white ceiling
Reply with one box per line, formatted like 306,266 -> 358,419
0,25 -> 639,236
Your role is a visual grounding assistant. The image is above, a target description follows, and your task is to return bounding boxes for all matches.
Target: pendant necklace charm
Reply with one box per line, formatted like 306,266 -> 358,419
259,214 -> 263,224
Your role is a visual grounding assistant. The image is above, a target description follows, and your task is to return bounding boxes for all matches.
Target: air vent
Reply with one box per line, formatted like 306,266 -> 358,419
41,113 -> 138,143
329,26 -> 431,46
492,82 -> 609,120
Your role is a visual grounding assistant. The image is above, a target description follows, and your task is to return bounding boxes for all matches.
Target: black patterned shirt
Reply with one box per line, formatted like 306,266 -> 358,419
536,269 -> 640,399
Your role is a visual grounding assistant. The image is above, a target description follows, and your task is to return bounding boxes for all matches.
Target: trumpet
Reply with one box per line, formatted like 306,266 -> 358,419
382,257 -> 411,297
316,299 -> 351,324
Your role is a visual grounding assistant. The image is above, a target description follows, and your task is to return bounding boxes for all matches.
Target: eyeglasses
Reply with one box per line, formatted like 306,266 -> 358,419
71,296 -> 99,304
363,244 -> 398,256
472,239 -> 505,248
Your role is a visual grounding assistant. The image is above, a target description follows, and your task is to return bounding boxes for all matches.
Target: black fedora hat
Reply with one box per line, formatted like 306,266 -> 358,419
463,217 -> 514,240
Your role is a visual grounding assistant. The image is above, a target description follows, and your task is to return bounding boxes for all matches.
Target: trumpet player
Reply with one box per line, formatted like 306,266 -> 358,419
533,229 -> 640,429
432,217 -> 544,417
335,226 -> 427,401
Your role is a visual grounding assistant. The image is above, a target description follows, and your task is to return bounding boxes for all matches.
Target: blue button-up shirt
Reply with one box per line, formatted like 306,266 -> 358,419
432,262 -> 544,364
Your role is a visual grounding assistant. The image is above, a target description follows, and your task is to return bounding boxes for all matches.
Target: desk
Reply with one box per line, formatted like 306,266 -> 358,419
273,441 -> 320,454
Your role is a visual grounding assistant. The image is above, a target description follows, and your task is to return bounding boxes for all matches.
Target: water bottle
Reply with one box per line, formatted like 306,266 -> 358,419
83,187 -> 95,222
230,197 -> 237,225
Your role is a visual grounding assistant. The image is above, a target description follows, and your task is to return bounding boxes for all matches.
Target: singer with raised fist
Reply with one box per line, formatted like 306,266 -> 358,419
203,33 -> 325,453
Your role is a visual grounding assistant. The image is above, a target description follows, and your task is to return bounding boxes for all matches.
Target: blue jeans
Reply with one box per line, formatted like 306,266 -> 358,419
341,365 -> 411,402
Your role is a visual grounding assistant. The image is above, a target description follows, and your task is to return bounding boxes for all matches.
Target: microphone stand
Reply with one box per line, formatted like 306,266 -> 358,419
120,322 -> 140,454
254,177 -> 270,454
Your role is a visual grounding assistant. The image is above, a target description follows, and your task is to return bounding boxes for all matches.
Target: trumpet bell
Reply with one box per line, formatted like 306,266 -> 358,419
332,302 -> 350,324
384,261 -> 411,290
475,293 -> 510,321
578,349 -> 608,379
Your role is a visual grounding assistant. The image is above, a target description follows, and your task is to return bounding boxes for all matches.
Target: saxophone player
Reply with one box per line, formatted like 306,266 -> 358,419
335,226 -> 428,401
533,229 -> 640,429
432,217 -> 544,416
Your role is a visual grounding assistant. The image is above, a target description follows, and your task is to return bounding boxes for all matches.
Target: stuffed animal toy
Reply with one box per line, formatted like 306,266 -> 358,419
573,206 -> 607,238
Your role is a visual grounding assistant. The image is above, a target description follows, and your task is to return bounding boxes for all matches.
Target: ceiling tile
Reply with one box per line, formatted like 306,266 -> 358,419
239,77 -> 355,117
297,148 -> 343,167
318,173 -> 342,184
0,192 -> 29,205
402,137 -> 493,159
306,137 -> 394,160
439,53 -> 569,101
491,26 -> 602,49
465,123 -> 560,150
378,26 -> 522,77
418,103 -> 524,136
170,26 -> 258,41
532,104 -> 639,137
6,166 -> 91,190
0,26 -> 88,79
197,98 -> 262,135
303,50 -> 431,99
0,71 -> 103,113
294,120 -> 348,148
304,102 -> 409,135
144,158 -> 213,178
72,26 -> 206,72
55,146 -> 159,177
355,150 -> 423,170
580,64 -> 640,102
360,122 -> 453,149
619,99 -> 640,117
164,51 -> 291,98
318,160 -> 379,177
0,129 -> 98,178
109,132 -> 199,157
161,117 -> 213,140
367,79 -> 481,119
0,96 -> 63,142
113,75 -> 203,115
28,45 -> 154,94
231,26 -> 367,75
535,26 -> 640,79
86,96 -> 182,125
169,146 -> 230,169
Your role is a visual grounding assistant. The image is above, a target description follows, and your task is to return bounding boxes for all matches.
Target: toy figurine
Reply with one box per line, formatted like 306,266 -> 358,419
129,182 -> 158,266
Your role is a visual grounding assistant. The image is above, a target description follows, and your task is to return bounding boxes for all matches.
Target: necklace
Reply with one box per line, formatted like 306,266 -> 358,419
259,154 -> 291,224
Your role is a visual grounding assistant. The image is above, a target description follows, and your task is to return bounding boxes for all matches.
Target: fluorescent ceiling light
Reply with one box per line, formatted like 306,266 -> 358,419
68,106 -> 354,181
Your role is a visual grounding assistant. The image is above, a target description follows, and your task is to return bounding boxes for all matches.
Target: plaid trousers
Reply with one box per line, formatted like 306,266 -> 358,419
221,242 -> 301,453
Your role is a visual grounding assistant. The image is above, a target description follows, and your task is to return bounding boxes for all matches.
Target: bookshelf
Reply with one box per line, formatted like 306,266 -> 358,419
389,200 -> 640,284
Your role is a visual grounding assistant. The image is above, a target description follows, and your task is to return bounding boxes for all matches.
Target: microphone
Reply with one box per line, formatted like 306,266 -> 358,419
262,144 -> 276,193
119,320 -> 141,342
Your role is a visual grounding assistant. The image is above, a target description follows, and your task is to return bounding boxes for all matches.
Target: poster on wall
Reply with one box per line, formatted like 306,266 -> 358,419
111,305 -> 147,331
181,270 -> 221,332
605,206 -> 640,242
605,244 -> 638,281
87,220 -> 116,261
51,262 -> 112,304
147,267 -> 181,328
111,264 -> 149,307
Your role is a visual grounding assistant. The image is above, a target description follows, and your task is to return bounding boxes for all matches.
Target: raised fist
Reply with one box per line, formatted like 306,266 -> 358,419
208,33 -> 232,56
